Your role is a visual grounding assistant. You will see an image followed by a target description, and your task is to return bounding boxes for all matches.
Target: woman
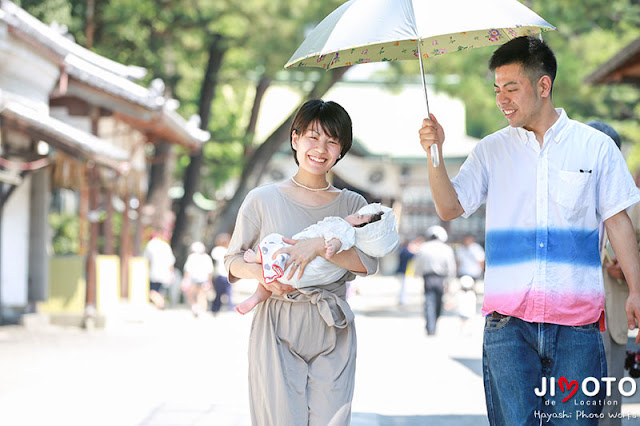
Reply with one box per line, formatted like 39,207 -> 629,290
224,99 -> 378,425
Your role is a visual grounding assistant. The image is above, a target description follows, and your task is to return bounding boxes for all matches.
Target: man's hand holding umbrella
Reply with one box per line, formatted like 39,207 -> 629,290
419,114 -> 464,221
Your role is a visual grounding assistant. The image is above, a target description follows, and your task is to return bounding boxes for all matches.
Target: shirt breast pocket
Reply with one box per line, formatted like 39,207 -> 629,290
551,170 -> 593,214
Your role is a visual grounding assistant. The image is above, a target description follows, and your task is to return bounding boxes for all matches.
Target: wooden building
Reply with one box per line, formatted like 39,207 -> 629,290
0,0 -> 208,325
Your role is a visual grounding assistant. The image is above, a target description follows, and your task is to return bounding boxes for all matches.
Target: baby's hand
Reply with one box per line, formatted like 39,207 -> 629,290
325,239 -> 341,259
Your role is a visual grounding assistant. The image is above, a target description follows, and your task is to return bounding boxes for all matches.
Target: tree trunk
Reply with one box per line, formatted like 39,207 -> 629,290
85,0 -> 96,49
172,33 -> 226,269
210,68 -> 348,237
244,75 -> 272,156
145,140 -> 176,233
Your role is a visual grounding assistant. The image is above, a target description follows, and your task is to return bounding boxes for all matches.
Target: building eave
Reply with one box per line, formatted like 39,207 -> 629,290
54,75 -> 208,151
0,97 -> 129,171
0,0 -> 146,80
585,37 -> 640,86
1,2 -> 207,150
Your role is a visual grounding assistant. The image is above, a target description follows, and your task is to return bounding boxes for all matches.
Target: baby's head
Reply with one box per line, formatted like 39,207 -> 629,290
345,211 -> 384,228
352,203 -> 399,257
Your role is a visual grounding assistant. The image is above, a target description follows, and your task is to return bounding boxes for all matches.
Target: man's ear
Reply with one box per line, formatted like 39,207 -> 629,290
538,75 -> 552,98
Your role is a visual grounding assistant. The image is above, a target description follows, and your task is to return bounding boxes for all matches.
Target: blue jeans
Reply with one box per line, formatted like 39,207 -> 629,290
211,275 -> 231,312
483,315 -> 607,425
423,274 -> 445,335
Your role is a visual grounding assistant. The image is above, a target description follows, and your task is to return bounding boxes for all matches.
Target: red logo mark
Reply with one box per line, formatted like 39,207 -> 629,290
558,377 -> 579,402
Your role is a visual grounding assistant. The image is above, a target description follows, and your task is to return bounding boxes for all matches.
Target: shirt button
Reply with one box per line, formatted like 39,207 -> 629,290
539,243 -> 544,248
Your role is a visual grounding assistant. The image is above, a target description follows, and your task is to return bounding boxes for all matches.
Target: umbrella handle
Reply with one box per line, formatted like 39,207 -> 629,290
417,39 -> 440,168
430,145 -> 440,168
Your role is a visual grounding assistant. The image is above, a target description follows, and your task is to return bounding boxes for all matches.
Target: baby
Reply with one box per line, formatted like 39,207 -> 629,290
236,203 -> 399,314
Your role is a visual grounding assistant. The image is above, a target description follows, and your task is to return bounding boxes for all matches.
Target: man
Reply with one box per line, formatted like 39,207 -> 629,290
418,36 -> 640,424
210,233 -> 232,313
587,121 -> 640,426
143,230 -> 175,309
182,241 -> 214,317
455,234 -> 485,281
413,226 -> 456,335
395,238 -> 416,306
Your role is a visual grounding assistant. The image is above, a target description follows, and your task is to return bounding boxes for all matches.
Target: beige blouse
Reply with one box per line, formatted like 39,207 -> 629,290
224,183 -> 378,285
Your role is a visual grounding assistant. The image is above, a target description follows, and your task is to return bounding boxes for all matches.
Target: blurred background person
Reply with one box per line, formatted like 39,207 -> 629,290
456,275 -> 478,335
143,230 -> 175,309
414,226 -> 456,336
210,233 -> 232,314
395,237 -> 416,307
588,121 -> 640,426
182,241 -> 214,317
455,234 -> 485,283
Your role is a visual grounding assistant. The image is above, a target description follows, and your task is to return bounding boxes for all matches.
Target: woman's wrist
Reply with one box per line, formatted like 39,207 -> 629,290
230,257 -> 264,283
248,262 -> 264,283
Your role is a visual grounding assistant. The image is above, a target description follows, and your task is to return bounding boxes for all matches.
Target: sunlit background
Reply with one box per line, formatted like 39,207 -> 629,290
0,0 -> 639,424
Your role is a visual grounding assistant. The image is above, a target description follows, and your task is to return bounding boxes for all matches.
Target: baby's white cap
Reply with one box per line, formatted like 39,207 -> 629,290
354,203 -> 399,257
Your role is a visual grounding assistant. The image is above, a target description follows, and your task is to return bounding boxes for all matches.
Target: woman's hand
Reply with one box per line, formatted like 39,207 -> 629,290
247,259 -> 294,295
260,279 -> 294,295
606,258 -> 625,280
229,257 -> 295,295
276,237 -> 325,280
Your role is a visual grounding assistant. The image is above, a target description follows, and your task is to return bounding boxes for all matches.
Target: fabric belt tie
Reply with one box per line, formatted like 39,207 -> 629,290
280,282 -> 354,328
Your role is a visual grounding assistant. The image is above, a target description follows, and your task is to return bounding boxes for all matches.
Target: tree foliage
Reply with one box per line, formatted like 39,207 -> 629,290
20,0 -> 640,255
415,0 -> 640,155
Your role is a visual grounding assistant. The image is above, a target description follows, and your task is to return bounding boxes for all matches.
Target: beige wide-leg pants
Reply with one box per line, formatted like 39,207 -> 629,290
248,283 -> 356,426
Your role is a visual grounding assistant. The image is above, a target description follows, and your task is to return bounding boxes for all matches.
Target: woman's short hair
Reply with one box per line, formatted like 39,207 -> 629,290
488,36 -> 557,95
289,99 -> 353,165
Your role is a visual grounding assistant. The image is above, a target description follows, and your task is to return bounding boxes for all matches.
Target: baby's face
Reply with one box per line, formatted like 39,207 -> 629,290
345,213 -> 373,227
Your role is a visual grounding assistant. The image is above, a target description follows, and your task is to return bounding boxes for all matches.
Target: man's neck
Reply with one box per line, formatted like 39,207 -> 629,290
524,105 -> 560,148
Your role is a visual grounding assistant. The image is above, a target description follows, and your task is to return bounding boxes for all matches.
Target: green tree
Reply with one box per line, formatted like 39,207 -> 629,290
22,0 -> 640,261
21,0 -> 349,264
417,0 -> 640,146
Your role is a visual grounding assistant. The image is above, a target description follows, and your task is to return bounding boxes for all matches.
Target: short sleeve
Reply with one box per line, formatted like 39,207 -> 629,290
451,143 -> 489,218
596,138 -> 640,221
224,191 -> 261,283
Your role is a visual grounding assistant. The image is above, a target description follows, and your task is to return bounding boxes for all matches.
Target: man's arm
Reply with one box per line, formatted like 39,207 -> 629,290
419,115 -> 464,220
605,209 -> 640,343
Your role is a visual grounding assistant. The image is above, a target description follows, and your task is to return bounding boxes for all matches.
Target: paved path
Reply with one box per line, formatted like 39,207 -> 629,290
1,275 -> 639,425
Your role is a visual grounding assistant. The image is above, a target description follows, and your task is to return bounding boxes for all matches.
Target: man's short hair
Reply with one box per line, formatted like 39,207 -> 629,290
489,36 -> 557,94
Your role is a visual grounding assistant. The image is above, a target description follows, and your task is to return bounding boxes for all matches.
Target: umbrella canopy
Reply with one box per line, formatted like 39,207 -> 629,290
285,0 -> 555,166
285,0 -> 555,69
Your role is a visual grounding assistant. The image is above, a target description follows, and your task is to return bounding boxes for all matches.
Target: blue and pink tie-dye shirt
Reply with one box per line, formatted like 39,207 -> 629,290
452,109 -> 640,326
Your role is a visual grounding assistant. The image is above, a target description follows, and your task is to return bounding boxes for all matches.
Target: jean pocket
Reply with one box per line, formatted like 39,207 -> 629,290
570,322 -> 598,332
484,314 -> 511,331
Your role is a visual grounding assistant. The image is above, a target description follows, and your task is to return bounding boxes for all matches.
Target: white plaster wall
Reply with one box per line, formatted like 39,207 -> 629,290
0,22 -> 60,110
2,174 -> 30,307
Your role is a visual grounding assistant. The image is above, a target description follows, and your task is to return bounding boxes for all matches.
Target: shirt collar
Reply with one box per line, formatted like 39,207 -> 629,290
512,108 -> 569,146
546,108 -> 569,144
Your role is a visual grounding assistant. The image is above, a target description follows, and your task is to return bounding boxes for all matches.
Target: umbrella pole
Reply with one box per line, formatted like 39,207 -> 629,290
417,39 -> 440,168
